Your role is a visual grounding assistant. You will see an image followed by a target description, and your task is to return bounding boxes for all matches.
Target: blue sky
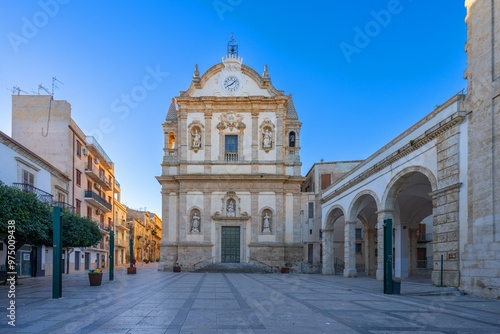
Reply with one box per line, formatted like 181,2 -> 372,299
0,1 -> 467,215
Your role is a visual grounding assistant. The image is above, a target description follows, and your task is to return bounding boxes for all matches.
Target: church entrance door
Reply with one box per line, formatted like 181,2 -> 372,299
221,226 -> 240,263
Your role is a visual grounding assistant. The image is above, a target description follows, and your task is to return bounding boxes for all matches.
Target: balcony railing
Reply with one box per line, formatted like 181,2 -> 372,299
12,183 -> 53,205
52,201 -> 75,214
85,163 -> 111,190
84,190 -> 112,211
225,152 -> 238,161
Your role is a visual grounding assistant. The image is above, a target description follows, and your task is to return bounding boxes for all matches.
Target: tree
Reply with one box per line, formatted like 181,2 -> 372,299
57,212 -> 102,274
0,182 -> 52,284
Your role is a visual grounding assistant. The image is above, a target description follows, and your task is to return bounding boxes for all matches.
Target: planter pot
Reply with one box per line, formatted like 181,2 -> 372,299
88,273 -> 103,286
127,267 -> 137,274
173,266 -> 181,272
281,267 -> 290,273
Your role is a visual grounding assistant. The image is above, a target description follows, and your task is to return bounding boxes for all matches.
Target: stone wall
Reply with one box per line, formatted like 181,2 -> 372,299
461,0 -> 500,299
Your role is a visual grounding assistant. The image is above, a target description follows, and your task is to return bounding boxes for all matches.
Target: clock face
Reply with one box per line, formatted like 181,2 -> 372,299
223,76 -> 240,92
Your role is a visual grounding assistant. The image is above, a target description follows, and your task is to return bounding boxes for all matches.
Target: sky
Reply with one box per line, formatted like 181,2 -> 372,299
0,1 -> 467,216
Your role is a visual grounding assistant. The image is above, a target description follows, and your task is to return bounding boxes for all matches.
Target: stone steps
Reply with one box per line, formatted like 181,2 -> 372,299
192,262 -> 274,273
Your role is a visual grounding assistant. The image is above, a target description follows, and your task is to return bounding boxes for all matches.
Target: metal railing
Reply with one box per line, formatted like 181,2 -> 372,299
12,183 -> 53,205
52,201 -> 75,214
84,190 -> 112,211
249,257 -> 275,273
193,256 -> 215,271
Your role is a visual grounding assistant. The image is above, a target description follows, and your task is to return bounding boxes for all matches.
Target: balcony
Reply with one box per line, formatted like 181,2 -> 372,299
225,152 -> 238,161
86,136 -> 113,169
84,190 -> 112,212
52,201 -> 75,214
12,183 -> 53,205
84,163 -> 112,190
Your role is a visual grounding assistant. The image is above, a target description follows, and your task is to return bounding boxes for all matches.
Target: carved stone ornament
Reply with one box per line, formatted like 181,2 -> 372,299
218,112 -> 245,132
260,118 -> 275,153
188,119 -> 204,153
212,191 -> 249,219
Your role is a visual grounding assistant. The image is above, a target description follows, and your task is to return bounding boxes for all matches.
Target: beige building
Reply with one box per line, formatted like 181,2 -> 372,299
11,95 -> 121,273
158,39 -> 304,271
127,208 -> 162,263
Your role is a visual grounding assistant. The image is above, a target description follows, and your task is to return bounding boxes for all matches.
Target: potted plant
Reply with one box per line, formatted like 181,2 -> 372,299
173,262 -> 181,272
88,269 -> 103,286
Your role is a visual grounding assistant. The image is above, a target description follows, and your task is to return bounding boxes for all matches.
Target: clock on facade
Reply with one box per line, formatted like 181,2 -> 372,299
223,76 -> 240,92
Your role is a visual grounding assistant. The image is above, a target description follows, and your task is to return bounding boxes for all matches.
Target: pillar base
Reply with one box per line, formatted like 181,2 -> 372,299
343,268 -> 357,278
322,267 -> 334,275
376,269 -> 384,281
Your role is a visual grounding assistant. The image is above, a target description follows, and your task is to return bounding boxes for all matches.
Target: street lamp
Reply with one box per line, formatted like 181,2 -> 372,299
108,222 -> 114,281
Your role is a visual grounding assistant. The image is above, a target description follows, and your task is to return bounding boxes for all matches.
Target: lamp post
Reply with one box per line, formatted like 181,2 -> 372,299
52,206 -> 63,299
109,222 -> 114,281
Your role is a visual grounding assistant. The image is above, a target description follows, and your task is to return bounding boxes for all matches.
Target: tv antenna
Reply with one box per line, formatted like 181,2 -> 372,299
38,84 -> 51,95
52,76 -> 63,96
8,86 -> 29,95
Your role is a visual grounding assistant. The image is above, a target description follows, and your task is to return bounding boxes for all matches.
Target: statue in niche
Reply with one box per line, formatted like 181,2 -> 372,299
192,129 -> 201,148
227,200 -> 235,217
263,129 -> 272,148
263,212 -> 271,233
191,212 -> 201,233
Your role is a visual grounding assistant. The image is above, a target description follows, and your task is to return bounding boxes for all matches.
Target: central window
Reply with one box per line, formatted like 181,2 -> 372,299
225,135 -> 238,161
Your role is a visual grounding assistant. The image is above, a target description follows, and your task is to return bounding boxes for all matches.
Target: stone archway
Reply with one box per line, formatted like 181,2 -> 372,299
383,168 -> 435,279
347,191 -> 379,277
322,205 -> 345,275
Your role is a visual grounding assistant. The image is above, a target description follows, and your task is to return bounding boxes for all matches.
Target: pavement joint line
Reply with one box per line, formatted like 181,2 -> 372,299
243,273 -> 374,334
166,273 -> 206,333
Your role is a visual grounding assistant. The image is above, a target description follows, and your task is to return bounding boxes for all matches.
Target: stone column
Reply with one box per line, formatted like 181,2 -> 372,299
321,229 -> 334,275
204,109 -> 212,172
394,223 -> 409,278
375,210 -> 394,280
343,221 -> 357,277
408,228 -> 418,276
367,227 -> 376,276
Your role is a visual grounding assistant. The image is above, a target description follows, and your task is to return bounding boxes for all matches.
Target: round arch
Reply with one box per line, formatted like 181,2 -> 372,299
381,166 -> 437,211
323,204 -> 346,230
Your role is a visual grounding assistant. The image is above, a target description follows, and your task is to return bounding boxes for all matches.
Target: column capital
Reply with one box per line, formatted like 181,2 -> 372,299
345,221 -> 357,225
375,210 -> 394,220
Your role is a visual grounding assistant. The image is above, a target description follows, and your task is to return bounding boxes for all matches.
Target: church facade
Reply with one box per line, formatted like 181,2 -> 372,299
157,41 -> 304,271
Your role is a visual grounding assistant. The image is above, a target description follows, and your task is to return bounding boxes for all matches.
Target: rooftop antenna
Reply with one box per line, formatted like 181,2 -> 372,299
8,86 -> 29,95
52,76 -> 63,96
38,84 -> 51,95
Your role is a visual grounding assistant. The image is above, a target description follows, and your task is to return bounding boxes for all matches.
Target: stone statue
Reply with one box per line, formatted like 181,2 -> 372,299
227,200 -> 235,217
192,129 -> 201,148
191,212 -> 200,233
263,129 -> 272,148
263,213 -> 271,232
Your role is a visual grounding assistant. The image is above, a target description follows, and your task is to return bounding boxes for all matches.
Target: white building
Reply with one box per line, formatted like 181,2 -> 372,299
0,131 -> 70,277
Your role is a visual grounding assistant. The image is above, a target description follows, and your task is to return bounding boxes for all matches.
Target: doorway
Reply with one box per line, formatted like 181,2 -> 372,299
221,226 -> 240,263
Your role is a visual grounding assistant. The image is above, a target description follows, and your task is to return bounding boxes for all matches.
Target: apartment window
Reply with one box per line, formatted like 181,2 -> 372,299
308,202 -> 314,219
86,206 -> 92,219
76,169 -> 82,187
355,243 -> 362,254
355,228 -> 362,239
76,140 -> 82,158
225,135 -> 238,161
57,192 -> 65,203
22,169 -> 34,187
321,173 -> 331,190
75,199 -> 81,216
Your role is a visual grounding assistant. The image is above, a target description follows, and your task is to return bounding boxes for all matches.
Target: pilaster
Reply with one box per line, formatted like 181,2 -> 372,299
321,229 -> 334,275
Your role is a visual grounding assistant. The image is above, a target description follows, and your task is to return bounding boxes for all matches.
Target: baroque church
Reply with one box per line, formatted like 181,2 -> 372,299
157,38 -> 304,271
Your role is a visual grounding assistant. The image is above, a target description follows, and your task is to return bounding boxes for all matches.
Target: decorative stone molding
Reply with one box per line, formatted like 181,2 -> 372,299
260,118 -> 275,153
212,191 -> 249,219
322,108 -> 467,204
187,119 -> 204,153
217,112 -> 245,131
